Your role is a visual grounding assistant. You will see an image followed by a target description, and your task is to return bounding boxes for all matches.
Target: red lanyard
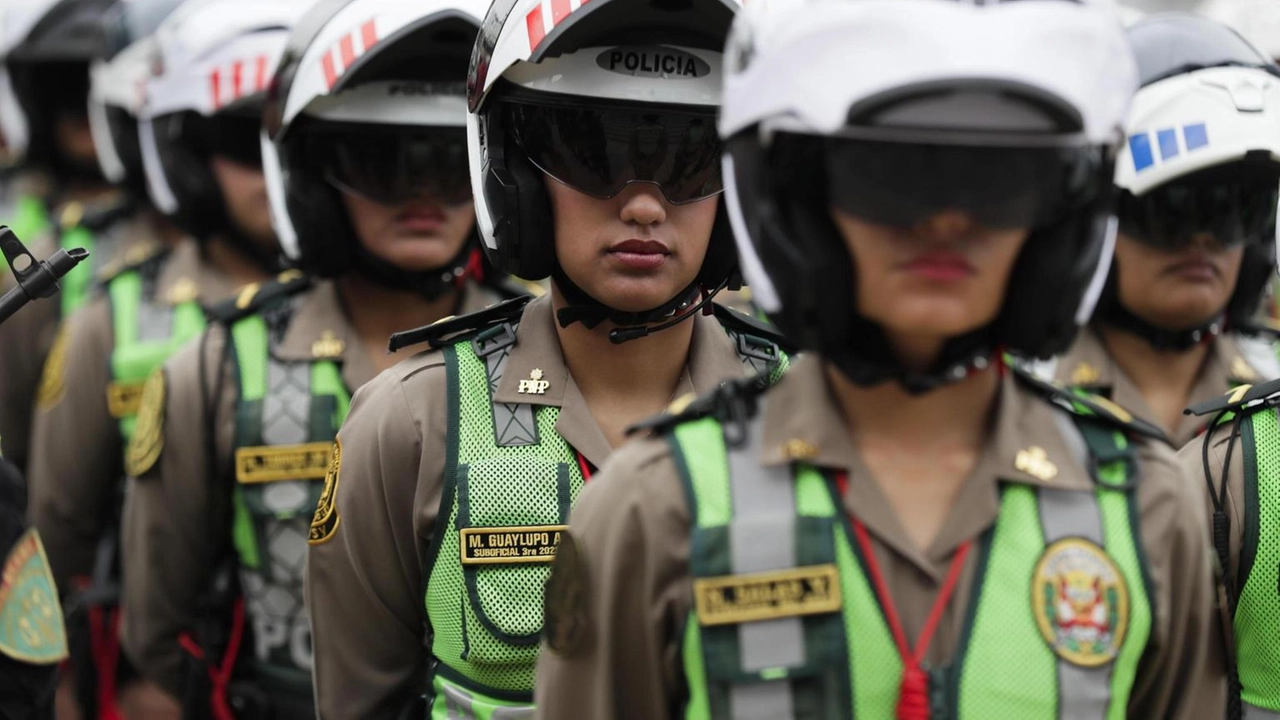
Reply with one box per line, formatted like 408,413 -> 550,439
576,451 -> 595,482
836,472 -> 972,720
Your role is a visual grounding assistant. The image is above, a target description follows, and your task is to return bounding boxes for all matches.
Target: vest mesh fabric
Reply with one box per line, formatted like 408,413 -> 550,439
1238,406 -> 1280,711
427,339 -> 584,694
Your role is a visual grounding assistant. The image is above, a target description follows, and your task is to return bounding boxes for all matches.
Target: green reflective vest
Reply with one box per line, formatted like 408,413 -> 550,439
422,304 -> 790,719
668,382 -> 1153,720
106,254 -> 206,444
5,193 -> 49,248
1230,404 -> 1280,718
225,284 -> 349,697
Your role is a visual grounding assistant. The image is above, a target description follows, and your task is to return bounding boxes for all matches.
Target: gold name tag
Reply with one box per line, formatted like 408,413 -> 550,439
459,525 -> 570,565
694,564 -> 843,626
106,381 -> 146,419
235,442 -> 334,484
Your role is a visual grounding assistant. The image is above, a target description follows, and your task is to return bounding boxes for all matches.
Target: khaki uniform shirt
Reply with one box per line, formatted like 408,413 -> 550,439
305,294 -> 756,720
0,211 -> 158,470
27,240 -> 237,592
1053,326 -> 1276,448
121,281 -> 502,697
535,355 -> 1223,720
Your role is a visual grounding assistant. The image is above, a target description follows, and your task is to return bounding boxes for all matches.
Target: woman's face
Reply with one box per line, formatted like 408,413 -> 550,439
548,178 -> 717,312
1111,231 -> 1244,330
211,155 -> 276,250
341,190 -> 475,271
832,207 -> 1029,347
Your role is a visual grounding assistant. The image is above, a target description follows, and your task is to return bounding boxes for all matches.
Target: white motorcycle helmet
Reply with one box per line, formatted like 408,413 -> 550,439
139,0 -> 310,251
1098,13 -> 1280,347
262,0 -> 487,298
1201,0 -> 1280,61
466,0 -> 740,338
721,0 -> 1137,391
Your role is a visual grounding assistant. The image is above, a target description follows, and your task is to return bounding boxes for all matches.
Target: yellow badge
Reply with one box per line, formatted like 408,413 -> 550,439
460,525 -> 570,565
1032,538 -> 1129,667
164,278 -> 199,305
124,370 -> 166,477
236,442 -> 334,484
106,380 -> 146,419
1231,357 -> 1260,383
517,368 -> 550,395
35,325 -> 69,411
1069,362 -> 1100,386
308,439 -> 342,546
694,564 -> 843,627
311,331 -> 345,359
0,529 -> 69,664
1015,446 -> 1058,481
782,438 -> 819,461
1227,383 -> 1254,405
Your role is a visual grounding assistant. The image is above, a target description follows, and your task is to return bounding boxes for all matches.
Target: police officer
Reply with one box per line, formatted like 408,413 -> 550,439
304,0 -> 794,715
535,0 -> 1223,717
121,1 -> 530,716
0,0 -> 138,473
0,227 -> 82,720
26,0 -> 310,716
1044,15 -> 1280,449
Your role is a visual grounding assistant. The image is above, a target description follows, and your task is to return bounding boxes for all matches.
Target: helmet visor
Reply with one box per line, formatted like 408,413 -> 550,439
820,138 -> 1105,230
507,100 -> 722,205
192,113 -> 264,167
1117,165 -> 1280,249
305,124 -> 471,206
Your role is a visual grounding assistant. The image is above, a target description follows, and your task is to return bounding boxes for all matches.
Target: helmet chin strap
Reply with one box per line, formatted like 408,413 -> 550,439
829,317 -> 999,395
552,263 -> 724,344
1101,301 -> 1225,351
218,224 -> 287,274
350,242 -> 474,301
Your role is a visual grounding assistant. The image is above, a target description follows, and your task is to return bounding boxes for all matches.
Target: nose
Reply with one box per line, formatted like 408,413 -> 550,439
1189,231 -> 1226,250
913,209 -> 977,243
618,183 -> 668,227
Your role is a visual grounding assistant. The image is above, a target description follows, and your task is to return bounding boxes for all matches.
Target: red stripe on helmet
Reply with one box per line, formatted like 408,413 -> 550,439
210,68 -> 222,109
321,51 -> 338,90
526,4 -> 547,51
255,55 -> 268,92
231,60 -> 244,100
361,19 -> 378,54
339,33 -> 356,70
551,0 -> 572,24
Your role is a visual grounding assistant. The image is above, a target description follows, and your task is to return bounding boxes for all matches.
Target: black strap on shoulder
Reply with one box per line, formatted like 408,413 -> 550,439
388,295 -> 531,353
1068,413 -> 1139,492
205,271 -> 313,325
1186,376 -> 1280,419
1012,363 -> 1166,441
627,374 -> 768,442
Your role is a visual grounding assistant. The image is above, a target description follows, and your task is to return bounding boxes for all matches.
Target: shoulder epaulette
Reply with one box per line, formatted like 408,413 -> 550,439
1011,363 -> 1166,440
1186,376 -> 1280,418
627,373 -> 769,438
489,276 -> 544,301
205,270 -> 313,324
96,244 -> 169,284
712,303 -> 797,355
388,295 -> 532,353
59,197 -> 134,233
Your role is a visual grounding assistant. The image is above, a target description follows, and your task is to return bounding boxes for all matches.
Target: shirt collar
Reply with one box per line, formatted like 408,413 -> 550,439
154,240 -> 240,308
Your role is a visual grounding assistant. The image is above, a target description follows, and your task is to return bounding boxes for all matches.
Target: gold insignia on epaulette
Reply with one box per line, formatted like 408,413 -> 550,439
1070,362 -> 1100,386
164,278 -> 199,305
277,269 -> 304,283
234,283 -> 261,310
125,370 -> 166,477
58,202 -> 83,230
35,325 -> 69,411
1015,446 -> 1058,481
308,439 -> 342,546
1227,383 -> 1253,405
667,393 -> 696,415
0,529 -> 68,664
1089,395 -> 1133,424
1231,357 -> 1260,383
311,331 -> 345,359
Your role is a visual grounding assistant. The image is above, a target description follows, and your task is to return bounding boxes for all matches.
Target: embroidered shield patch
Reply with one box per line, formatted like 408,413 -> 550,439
35,324 -> 69,411
308,439 -> 342,546
0,529 -> 69,664
1032,537 -> 1129,667
125,370 -> 166,477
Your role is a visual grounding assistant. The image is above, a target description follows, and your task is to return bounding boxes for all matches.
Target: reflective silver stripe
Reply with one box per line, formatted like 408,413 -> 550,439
262,359 -> 311,446
730,680 -> 795,720
1041,413 -> 1110,720
726,417 -> 800,715
1246,701 -> 1280,720
478,329 -> 538,448
135,297 -> 173,343
437,684 -> 534,720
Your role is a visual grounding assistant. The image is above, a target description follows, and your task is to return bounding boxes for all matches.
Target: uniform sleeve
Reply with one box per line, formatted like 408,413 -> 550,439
27,299 -> 117,592
1129,441 -> 1225,720
120,329 -> 231,698
0,287 -> 60,471
305,365 -> 438,720
535,438 -> 693,720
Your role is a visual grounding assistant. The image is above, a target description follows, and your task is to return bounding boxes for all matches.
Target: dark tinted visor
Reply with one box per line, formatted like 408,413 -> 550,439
815,137 -> 1106,229
190,113 -> 263,167
1117,163 -> 1280,249
507,99 -> 722,205
303,124 -> 471,206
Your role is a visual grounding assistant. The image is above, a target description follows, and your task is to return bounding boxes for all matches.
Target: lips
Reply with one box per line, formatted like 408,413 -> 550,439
396,205 -> 447,232
608,238 -> 670,271
1166,259 -> 1220,281
902,251 -> 975,281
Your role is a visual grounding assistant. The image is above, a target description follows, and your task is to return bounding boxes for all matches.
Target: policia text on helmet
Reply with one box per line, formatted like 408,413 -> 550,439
469,0 -> 741,343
